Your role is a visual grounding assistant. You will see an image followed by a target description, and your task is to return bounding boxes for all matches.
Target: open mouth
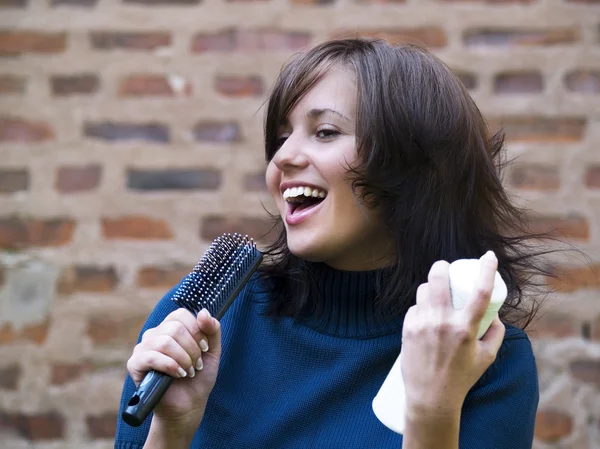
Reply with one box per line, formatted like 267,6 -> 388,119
283,186 -> 327,216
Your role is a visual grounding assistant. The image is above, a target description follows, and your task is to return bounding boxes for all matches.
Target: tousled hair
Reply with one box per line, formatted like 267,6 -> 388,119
258,38 -> 557,329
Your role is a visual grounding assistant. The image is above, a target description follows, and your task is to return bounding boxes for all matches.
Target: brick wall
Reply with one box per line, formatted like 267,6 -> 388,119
0,0 -> 599,448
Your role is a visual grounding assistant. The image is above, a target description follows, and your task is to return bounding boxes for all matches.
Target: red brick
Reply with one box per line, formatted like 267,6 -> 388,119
464,27 -> 579,46
0,31 -> 67,56
0,0 -> 28,6
51,362 -> 88,385
565,0 -> 600,3
87,315 -> 146,346
527,214 -> 589,241
0,74 -> 26,94
508,165 -> 560,190
439,0 -> 534,2
332,27 -> 448,49
243,172 -> 267,191
546,264 -> 600,293
56,165 -> 101,193
86,413 -> 117,439
565,70 -> 600,93
119,74 -> 191,97
192,28 -> 311,53
124,0 -> 200,3
102,216 -> 173,240
193,121 -> 241,143
201,216 -> 273,242
0,116 -> 53,142
570,359 -> 600,387
592,315 -> 600,341
0,265 -> 4,286
494,71 -> 543,94
291,0 -> 335,4
0,322 -> 49,344
51,0 -> 98,5
215,75 -> 264,97
0,217 -> 75,249
137,265 -> 190,289
58,265 -> 118,294
527,312 -> 579,339
90,31 -> 171,51
534,409 -> 573,442
488,117 -> 586,143
585,165 -> 600,188
0,169 -> 29,193
51,74 -> 99,96
0,412 -> 65,441
0,364 -> 20,389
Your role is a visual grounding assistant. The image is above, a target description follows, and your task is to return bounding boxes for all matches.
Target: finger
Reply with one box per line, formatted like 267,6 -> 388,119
197,308 -> 222,358
426,260 -> 451,308
139,334 -> 195,377
162,308 -> 205,343
477,315 -> 505,369
127,350 -> 188,386
414,283 -> 429,309
464,251 -> 498,326
160,320 -> 204,368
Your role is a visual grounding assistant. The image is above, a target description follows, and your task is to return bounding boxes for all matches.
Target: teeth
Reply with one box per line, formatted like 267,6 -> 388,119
283,186 -> 328,201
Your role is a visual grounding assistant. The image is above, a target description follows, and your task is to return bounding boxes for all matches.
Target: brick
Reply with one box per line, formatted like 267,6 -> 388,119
464,27 -> 579,46
56,164 -> 102,193
87,315 -> 147,346
0,0 -> 27,6
86,413 -> 117,439
90,31 -> 171,51
84,121 -> 169,143
0,169 -> 29,193
215,75 -> 264,97
592,315 -> 600,341
565,70 -> 600,93
201,216 -> 273,242
546,264 -> 600,293
565,0 -> 600,3
51,74 -> 99,96
0,217 -> 75,249
332,27 -> 448,49
0,74 -> 26,94
494,71 -> 543,94
51,0 -> 98,5
0,322 -> 49,344
439,0 -> 534,2
0,265 -> 4,286
0,116 -> 53,142
127,168 -> 221,191
527,312 -> 579,339
192,121 -> 241,142
534,409 -> 573,442
137,265 -> 190,288
119,74 -> 191,97
527,214 -> 590,241
192,28 -> 311,53
488,117 -> 586,143
453,70 -> 477,90
124,0 -> 200,3
101,216 -> 173,240
0,31 -> 67,56
58,265 -> 118,294
0,364 -> 20,389
51,362 -> 88,385
585,165 -> 600,188
570,360 -> 600,387
508,165 -> 559,190
0,412 -> 65,440
291,0 -> 335,4
243,172 -> 267,191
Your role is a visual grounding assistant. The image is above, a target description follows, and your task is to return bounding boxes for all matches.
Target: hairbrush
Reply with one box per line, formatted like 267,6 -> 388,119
121,233 -> 263,427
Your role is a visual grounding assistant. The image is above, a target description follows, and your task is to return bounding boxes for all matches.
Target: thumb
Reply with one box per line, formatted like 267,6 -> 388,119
197,308 -> 222,360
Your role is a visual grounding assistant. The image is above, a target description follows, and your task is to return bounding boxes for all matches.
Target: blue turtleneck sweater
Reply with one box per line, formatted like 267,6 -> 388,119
115,263 -> 538,449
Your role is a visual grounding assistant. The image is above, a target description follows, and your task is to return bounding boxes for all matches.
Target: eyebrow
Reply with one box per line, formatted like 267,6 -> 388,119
306,108 -> 351,123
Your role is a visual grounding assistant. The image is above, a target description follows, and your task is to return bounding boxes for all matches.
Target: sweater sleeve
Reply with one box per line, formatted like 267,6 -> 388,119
459,325 -> 539,449
114,284 -> 181,449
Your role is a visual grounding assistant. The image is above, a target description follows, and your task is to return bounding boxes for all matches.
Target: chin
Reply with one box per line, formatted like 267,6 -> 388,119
286,236 -> 328,263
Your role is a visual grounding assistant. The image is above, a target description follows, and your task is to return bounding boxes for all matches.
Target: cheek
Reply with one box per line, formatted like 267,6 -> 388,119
265,162 -> 281,198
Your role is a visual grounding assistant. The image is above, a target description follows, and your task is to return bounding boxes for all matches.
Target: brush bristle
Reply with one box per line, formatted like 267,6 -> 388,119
171,233 -> 263,319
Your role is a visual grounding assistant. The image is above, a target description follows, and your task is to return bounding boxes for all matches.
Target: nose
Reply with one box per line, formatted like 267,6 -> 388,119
271,133 -> 309,172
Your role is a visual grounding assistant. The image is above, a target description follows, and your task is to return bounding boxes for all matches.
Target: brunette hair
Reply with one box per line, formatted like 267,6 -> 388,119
258,38 -> 555,329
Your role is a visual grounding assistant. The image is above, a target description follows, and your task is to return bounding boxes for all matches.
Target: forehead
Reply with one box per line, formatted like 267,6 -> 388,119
287,68 -> 357,122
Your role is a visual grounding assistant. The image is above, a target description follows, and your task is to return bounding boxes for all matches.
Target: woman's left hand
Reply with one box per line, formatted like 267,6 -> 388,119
400,251 -> 506,421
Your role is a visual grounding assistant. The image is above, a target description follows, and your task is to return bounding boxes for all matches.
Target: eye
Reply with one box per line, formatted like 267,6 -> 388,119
316,128 -> 340,139
275,135 -> 289,148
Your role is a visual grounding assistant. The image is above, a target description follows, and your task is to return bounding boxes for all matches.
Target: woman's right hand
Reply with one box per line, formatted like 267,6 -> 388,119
126,307 -> 222,429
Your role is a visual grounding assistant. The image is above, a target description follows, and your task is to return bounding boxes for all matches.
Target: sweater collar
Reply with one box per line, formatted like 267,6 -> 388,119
296,262 -> 405,339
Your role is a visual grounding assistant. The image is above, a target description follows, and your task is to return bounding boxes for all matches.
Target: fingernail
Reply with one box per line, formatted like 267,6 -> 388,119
483,250 -> 496,260
177,367 -> 187,378
199,339 -> 209,352
200,308 -> 211,319
188,366 -> 195,378
196,358 -> 203,371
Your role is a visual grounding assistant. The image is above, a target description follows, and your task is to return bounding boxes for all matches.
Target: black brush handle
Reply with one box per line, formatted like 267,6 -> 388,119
122,370 -> 173,427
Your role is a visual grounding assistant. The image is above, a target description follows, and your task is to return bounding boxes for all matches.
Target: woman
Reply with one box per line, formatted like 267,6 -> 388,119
115,38 -> 542,448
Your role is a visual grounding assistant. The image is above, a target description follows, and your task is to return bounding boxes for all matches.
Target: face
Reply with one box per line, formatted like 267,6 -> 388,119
265,67 -> 392,271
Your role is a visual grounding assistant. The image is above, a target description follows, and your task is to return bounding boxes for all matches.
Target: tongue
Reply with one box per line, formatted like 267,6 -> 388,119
293,198 -> 322,215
